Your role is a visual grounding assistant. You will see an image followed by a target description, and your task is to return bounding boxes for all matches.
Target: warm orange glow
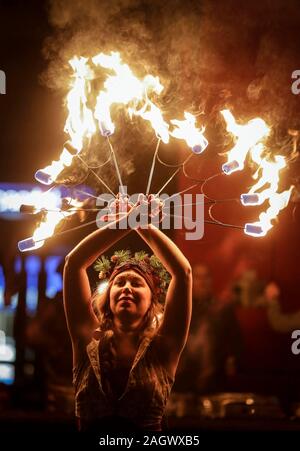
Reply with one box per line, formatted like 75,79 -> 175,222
248,148 -> 286,205
65,56 -> 96,149
221,109 -> 270,174
134,100 -> 169,143
170,112 -> 208,153
92,51 -> 166,139
241,139 -> 293,236
245,187 -> 293,237
36,57 -> 96,184
32,198 -> 83,247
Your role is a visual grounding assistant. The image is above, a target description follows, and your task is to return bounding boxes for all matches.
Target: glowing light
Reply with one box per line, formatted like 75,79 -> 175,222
134,101 -> 169,143
35,56 -> 96,185
18,197 -> 83,252
170,112 -> 208,153
18,237 -> 44,252
97,280 -> 109,295
244,187 -> 293,237
65,57 -> 96,149
0,364 -> 14,385
245,152 -> 287,205
241,194 -> 260,205
241,140 -> 292,236
244,224 -> 264,237
221,110 -> 269,174
0,186 -> 60,213
0,331 -> 15,362
35,147 -> 74,185
92,51 -> 166,139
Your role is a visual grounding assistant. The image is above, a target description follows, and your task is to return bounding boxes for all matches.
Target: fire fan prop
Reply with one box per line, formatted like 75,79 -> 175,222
18,52 -> 293,251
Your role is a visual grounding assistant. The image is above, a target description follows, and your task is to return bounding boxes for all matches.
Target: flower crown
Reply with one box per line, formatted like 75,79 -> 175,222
94,250 -> 171,303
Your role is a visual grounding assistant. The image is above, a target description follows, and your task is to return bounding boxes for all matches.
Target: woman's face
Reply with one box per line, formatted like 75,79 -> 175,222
109,270 -> 152,321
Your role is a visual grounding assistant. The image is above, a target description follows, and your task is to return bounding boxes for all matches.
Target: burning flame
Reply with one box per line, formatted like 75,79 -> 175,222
92,51 -> 166,139
18,197 -> 83,252
22,50 -> 293,249
242,145 -> 287,206
170,112 -> 208,153
35,51 -> 209,189
241,143 -> 293,237
134,101 -> 169,143
221,110 -> 270,174
244,187 -> 293,237
35,57 -> 96,185
32,197 -> 82,245
65,57 -> 96,148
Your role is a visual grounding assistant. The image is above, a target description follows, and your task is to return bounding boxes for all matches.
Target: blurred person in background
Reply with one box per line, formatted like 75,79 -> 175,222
174,263 -> 242,395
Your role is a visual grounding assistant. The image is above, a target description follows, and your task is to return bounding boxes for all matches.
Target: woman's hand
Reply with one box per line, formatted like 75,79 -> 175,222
99,193 -> 165,227
132,193 -> 165,226
100,193 -> 133,222
148,194 -> 165,222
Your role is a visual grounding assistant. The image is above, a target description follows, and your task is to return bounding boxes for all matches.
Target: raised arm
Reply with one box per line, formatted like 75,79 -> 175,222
64,211 -> 132,346
136,223 -> 192,373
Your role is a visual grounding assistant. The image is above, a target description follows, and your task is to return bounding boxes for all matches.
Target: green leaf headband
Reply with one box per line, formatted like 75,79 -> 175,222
94,250 -> 171,303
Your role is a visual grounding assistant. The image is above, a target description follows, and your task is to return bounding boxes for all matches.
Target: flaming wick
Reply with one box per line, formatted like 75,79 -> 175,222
146,138 -> 161,195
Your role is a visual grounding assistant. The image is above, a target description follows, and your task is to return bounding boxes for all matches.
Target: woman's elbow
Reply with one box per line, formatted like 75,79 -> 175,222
64,252 -> 81,271
183,264 -> 192,278
185,265 -> 192,281
174,263 -> 192,280
64,253 -> 73,268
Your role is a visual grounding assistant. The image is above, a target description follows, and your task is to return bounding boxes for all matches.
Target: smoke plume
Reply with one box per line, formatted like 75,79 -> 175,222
42,0 -> 300,190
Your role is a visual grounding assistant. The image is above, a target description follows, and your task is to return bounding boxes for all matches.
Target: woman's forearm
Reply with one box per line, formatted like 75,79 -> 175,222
136,224 -> 191,277
66,213 -> 132,269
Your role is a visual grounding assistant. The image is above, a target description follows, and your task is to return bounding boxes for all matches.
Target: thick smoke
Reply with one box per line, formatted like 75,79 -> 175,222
43,0 -> 300,190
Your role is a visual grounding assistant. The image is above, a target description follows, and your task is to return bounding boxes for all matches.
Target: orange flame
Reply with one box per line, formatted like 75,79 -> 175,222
241,142 -> 293,237
221,109 -> 269,174
245,149 -> 286,205
244,187 -> 293,237
35,57 -> 96,185
32,197 -> 83,249
92,52 -> 166,139
134,100 -> 169,143
170,112 -> 208,153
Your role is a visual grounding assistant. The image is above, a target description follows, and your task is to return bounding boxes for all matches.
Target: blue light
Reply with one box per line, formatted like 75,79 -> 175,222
0,182 -> 94,218
0,255 -> 64,312
14,257 -> 21,273
0,265 -> 4,309
0,363 -> 15,385
25,256 -> 41,312
45,256 -> 63,299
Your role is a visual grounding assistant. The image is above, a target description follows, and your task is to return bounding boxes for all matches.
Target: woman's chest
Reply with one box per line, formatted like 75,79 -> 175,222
99,342 -> 139,398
